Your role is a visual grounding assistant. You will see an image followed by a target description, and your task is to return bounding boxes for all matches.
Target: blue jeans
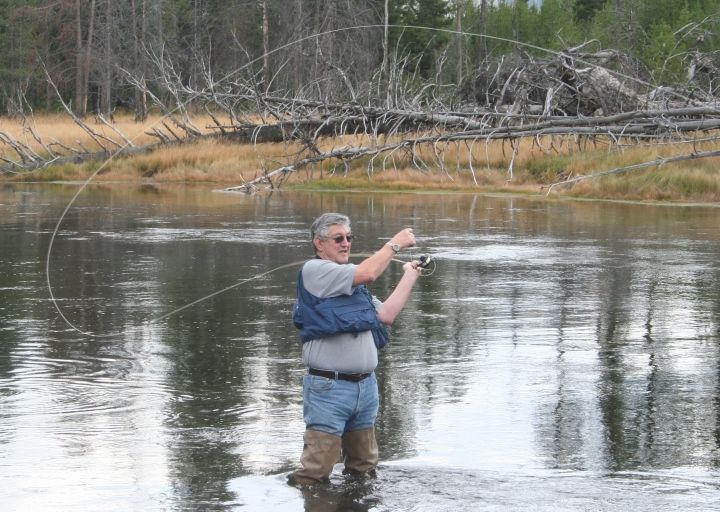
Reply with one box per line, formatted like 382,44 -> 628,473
303,372 -> 379,437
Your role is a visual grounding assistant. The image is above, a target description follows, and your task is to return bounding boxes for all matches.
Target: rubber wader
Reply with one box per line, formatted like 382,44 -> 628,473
341,427 -> 379,476
290,429 -> 342,485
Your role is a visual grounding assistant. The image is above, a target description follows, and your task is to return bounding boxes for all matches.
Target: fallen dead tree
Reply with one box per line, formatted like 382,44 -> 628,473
545,149 -> 720,195
224,110 -> 720,192
8,98 -> 708,177
198,46 -> 720,193
3,44 -> 719,192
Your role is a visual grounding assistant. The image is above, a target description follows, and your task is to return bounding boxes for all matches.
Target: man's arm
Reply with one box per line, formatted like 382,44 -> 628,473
376,262 -> 422,325
353,228 -> 416,286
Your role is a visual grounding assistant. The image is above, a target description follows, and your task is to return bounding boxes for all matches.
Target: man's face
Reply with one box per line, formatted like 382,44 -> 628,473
315,224 -> 353,264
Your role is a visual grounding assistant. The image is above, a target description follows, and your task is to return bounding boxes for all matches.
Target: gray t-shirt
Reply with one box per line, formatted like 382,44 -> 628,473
300,259 -> 382,373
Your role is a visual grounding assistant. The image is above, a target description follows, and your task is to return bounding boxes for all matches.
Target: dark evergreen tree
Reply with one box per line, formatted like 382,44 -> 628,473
389,0 -> 453,77
0,0 -> 718,112
0,0 -> 40,115
573,0 -> 606,23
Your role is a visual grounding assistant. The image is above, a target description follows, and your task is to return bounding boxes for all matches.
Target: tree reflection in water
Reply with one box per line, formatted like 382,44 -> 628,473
0,184 -> 718,510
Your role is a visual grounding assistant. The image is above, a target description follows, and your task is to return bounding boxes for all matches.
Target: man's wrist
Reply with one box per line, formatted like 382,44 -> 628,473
385,241 -> 401,253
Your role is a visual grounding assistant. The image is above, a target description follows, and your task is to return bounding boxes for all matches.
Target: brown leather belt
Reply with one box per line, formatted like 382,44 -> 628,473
308,368 -> 371,382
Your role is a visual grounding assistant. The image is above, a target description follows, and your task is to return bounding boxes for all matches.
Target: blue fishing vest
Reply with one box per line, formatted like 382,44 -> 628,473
293,266 -> 389,349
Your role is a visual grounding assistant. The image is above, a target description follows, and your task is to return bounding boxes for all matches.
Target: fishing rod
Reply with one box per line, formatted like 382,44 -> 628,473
49,251 -> 436,339
152,251 -> 436,321
152,251 -> 435,325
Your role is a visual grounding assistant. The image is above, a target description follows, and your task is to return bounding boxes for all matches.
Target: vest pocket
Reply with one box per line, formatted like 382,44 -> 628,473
330,302 -> 376,332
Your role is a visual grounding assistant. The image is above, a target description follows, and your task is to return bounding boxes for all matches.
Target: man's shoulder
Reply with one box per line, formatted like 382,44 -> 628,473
303,258 -> 354,275
301,259 -> 356,296
302,258 -> 330,270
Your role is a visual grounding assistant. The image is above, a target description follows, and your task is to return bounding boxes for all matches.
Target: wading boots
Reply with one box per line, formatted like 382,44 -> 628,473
341,427 -> 379,476
289,429 -> 342,485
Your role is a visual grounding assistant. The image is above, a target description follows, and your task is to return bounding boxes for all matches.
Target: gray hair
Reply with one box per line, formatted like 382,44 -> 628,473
310,213 -> 350,248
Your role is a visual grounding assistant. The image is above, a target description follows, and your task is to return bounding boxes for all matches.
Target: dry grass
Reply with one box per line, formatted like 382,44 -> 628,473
0,112 -> 179,150
3,113 -> 720,202
568,163 -> 720,202
100,137 -> 285,183
2,112 -> 283,183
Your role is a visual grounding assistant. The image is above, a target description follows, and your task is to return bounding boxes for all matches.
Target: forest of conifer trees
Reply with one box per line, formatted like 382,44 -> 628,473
0,1 -> 717,118
1,0 -> 718,193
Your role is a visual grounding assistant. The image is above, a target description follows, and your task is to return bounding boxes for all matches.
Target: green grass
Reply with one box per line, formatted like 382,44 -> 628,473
526,155 -> 571,182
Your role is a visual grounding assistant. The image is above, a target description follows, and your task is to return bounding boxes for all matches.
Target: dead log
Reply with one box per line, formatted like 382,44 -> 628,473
7,42 -> 718,192
546,149 -> 720,194
0,144 -> 161,175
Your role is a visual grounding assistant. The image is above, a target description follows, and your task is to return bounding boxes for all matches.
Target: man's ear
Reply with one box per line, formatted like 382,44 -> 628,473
312,236 -> 322,253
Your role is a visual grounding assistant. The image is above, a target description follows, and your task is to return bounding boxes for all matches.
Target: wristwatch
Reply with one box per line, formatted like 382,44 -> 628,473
386,241 -> 401,253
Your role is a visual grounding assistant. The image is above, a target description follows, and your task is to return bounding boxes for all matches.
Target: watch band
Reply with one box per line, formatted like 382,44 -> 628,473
386,241 -> 400,253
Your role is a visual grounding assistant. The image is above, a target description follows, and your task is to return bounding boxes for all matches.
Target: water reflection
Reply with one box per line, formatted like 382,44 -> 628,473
0,183 -> 719,510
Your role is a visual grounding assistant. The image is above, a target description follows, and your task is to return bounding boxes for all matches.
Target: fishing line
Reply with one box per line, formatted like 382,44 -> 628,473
50,251 -> 430,339
145,252 -> 433,330
147,251 -> 428,329
48,21 -> 656,337
62,259 -> 304,339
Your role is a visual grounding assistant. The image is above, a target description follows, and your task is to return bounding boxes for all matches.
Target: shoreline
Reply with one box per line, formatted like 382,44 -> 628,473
7,177 -> 720,209
2,114 -> 719,206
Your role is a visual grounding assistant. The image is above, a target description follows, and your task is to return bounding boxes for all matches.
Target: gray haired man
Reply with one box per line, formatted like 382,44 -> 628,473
290,212 -> 421,485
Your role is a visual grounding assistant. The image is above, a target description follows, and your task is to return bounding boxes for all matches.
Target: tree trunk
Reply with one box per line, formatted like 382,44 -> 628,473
74,0 -> 84,116
477,0 -> 487,64
99,0 -> 112,116
612,0 -> 632,51
381,0 -> 389,78
312,1 -> 322,91
73,0 -> 96,117
41,7 -> 53,111
324,0 -> 337,79
260,0 -> 270,88
84,0 -> 96,113
140,0 -> 148,120
512,0 -> 520,58
455,0 -> 464,85
292,0 -> 304,91
191,0 -> 200,89
131,0 -> 148,121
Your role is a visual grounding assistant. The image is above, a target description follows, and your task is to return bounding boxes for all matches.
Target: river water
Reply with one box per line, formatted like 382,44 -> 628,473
1,183 -> 718,511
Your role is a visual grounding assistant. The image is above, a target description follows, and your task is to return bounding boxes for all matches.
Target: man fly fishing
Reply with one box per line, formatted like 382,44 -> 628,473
289,212 -> 422,485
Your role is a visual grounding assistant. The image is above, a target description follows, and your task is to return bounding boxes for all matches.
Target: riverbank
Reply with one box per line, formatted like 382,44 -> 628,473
2,114 -> 720,203
8,155 -> 720,205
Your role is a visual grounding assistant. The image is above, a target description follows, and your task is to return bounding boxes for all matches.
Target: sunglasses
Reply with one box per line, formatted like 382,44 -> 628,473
330,234 -> 354,243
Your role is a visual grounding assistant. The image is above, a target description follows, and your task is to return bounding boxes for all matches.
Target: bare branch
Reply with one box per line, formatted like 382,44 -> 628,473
546,150 -> 720,194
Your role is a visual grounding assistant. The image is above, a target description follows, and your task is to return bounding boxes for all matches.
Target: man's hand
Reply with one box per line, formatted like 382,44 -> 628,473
403,260 -> 423,276
388,228 -> 416,251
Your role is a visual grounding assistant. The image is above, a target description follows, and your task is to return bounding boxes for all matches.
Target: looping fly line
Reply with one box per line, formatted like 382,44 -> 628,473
47,23 -> 645,338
